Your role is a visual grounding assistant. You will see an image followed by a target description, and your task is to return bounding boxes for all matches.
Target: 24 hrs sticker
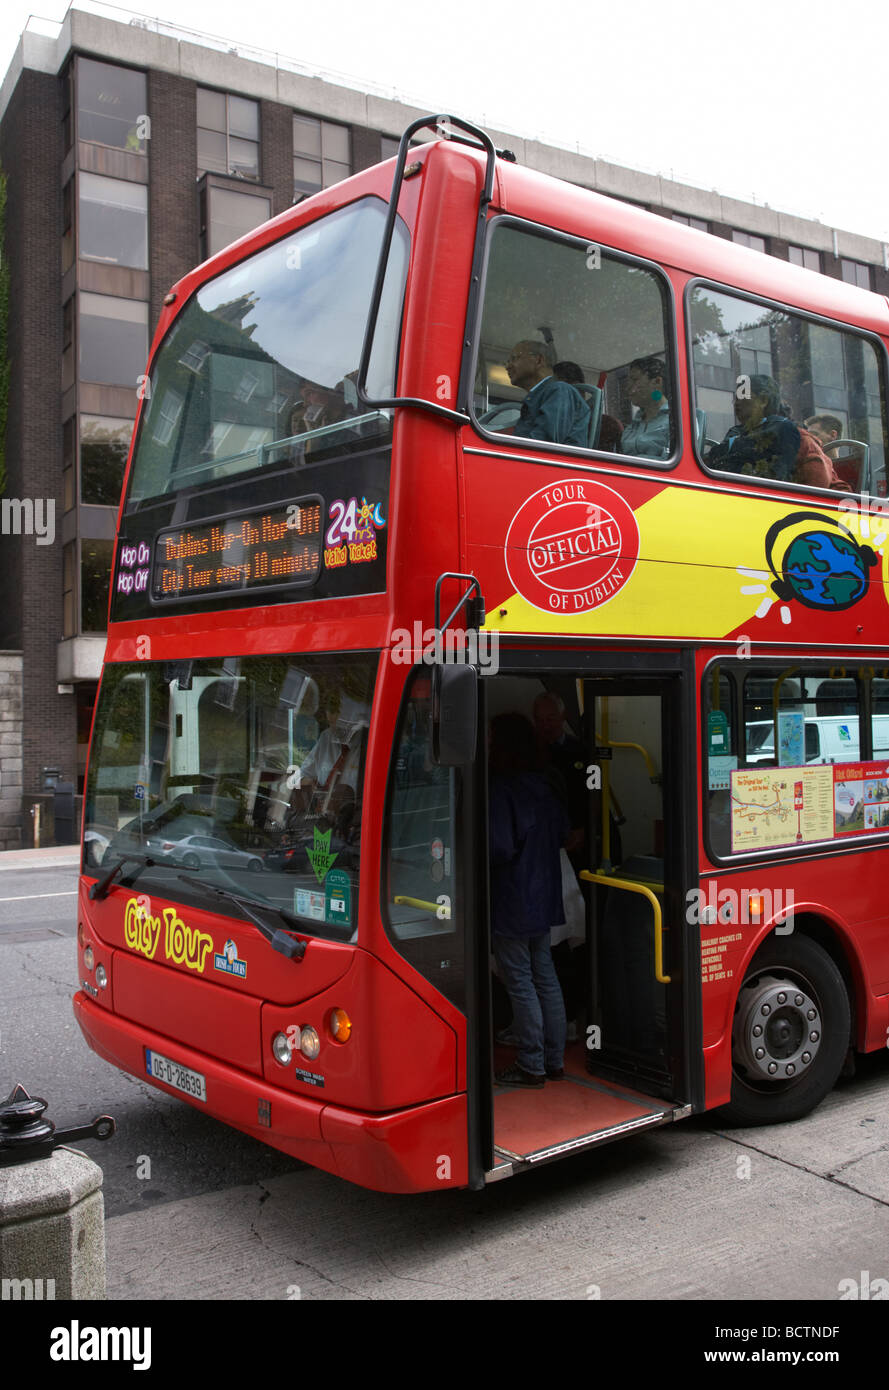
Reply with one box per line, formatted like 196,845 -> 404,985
324,496 -> 385,569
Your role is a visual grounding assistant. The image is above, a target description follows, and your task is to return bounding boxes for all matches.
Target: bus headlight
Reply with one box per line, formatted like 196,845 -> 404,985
299,1026 -> 320,1060
95,964 -> 108,990
329,1009 -> 352,1043
272,1031 -> 293,1066
84,946 -> 95,971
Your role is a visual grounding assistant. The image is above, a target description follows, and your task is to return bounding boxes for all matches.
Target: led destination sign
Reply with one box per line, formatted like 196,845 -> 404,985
151,497 -> 322,603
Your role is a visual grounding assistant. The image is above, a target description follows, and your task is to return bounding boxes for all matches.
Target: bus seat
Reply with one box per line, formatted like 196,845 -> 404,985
826,439 -> 868,493
695,408 -> 707,451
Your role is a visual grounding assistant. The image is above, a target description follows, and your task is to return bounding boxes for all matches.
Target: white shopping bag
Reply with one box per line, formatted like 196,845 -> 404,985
550,850 -> 585,947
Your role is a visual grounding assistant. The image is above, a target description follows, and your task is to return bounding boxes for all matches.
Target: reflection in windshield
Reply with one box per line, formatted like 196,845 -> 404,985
126,199 -> 409,505
84,655 -> 376,942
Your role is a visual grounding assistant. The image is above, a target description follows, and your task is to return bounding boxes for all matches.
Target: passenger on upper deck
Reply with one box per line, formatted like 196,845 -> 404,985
708,375 -> 845,488
620,356 -> 671,459
505,339 -> 591,447
805,414 -> 843,449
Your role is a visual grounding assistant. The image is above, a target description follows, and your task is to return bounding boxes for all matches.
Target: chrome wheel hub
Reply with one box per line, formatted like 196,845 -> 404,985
734,973 -> 822,1082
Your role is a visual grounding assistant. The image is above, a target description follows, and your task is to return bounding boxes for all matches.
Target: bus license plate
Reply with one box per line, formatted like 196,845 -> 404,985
146,1049 -> 207,1102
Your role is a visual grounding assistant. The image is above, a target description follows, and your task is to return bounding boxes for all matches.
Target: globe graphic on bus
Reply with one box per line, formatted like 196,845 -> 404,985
780,530 -> 869,610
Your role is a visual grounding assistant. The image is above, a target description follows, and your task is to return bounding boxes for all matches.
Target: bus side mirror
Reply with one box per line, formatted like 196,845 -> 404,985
433,664 -> 478,766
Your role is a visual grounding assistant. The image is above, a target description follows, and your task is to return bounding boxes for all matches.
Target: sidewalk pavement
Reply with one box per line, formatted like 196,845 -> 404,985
0,844 -> 80,871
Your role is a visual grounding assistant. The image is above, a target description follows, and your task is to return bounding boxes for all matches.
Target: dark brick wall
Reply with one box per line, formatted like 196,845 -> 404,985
351,124 -> 380,174
0,68 -> 76,794
147,71 -> 199,334
261,100 -> 293,217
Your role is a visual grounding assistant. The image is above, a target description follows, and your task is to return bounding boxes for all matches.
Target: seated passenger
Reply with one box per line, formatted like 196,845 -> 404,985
709,375 -> 805,480
505,340 -> 590,447
553,360 -> 584,385
620,356 -> 671,459
710,377 -> 847,489
289,380 -> 348,457
805,414 -> 843,449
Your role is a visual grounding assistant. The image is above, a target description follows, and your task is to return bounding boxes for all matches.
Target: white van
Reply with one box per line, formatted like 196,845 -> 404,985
745,716 -> 889,766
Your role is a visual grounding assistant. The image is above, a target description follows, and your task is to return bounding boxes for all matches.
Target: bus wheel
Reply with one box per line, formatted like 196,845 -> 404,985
721,935 -> 850,1126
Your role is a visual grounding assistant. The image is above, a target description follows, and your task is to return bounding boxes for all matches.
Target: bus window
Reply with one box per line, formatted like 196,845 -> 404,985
383,669 -> 465,1009
702,664 -> 737,859
126,198 -> 409,506
474,221 -> 675,460
743,668 -> 862,768
84,653 -> 375,940
689,284 -> 889,493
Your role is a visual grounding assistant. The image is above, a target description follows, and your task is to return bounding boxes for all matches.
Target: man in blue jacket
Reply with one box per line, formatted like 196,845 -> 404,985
489,711 -> 570,1086
505,340 -> 590,447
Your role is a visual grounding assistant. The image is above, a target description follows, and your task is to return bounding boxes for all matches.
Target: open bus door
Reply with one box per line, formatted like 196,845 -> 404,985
478,657 -> 699,1183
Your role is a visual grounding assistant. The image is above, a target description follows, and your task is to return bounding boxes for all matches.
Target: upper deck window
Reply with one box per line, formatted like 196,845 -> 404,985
473,220 -> 676,462
689,284 -> 888,495
125,198 -> 408,508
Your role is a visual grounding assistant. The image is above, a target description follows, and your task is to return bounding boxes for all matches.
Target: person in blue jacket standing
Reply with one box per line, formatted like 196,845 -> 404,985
489,711 -> 570,1086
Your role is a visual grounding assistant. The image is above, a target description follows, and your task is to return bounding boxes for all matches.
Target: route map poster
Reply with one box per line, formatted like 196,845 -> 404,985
731,761 -> 889,851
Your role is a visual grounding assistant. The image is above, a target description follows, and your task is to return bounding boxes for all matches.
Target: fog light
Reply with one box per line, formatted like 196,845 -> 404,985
329,1008 -> 352,1043
95,964 -> 108,989
300,1026 -> 320,1060
84,946 -> 95,971
272,1031 -> 292,1067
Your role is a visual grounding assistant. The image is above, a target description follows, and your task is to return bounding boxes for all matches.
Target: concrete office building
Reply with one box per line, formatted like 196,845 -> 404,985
0,0 -> 887,847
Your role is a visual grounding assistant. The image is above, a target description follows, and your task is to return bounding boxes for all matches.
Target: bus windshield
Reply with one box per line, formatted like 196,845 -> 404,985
84,653 -> 377,942
125,197 -> 408,508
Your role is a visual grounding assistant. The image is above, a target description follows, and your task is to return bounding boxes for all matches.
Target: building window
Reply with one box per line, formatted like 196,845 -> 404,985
672,213 -> 709,232
293,115 -> 350,197
732,230 -> 767,254
841,258 -> 871,291
63,543 -> 76,637
62,62 -> 73,152
79,174 -> 148,270
79,293 -> 148,388
201,185 -> 271,259
197,89 -> 259,180
63,417 -> 76,513
81,416 -> 133,506
788,244 -> 821,273
62,178 -> 74,273
77,57 -> 147,153
380,134 -> 428,161
62,297 -> 75,393
81,539 -> 114,633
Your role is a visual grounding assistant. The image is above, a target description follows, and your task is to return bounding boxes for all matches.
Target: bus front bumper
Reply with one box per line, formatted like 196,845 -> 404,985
73,991 -> 468,1193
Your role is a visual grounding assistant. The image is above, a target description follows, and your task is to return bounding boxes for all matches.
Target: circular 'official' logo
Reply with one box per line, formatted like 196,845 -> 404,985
505,479 -> 639,614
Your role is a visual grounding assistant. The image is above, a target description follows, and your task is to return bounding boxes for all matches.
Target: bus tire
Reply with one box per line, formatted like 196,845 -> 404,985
719,934 -> 850,1126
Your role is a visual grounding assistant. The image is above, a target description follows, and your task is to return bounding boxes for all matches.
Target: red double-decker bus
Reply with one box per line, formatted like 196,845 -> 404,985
75,117 -> 889,1192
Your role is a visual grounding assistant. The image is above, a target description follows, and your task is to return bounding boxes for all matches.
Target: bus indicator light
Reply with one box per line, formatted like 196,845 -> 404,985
329,1009 -> 352,1043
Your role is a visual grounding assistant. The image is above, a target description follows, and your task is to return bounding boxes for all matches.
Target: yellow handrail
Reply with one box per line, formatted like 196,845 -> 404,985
580,870 -> 671,983
393,895 -> 451,920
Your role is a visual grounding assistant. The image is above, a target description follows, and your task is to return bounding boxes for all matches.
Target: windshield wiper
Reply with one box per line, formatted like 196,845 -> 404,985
177,874 -> 306,961
89,853 -> 158,901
